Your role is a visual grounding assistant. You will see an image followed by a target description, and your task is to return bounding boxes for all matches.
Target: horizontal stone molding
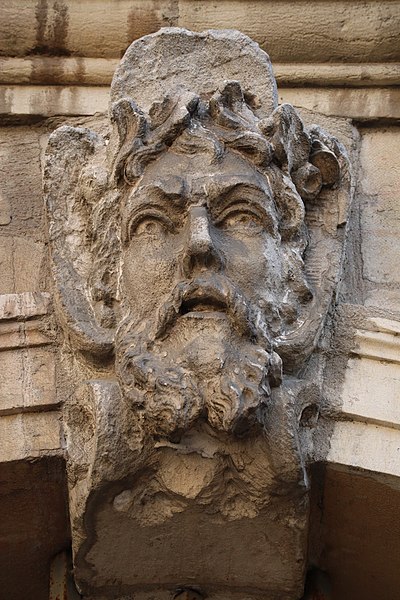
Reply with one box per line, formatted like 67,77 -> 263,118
353,318 -> 400,365
279,88 -> 400,121
0,293 -> 57,416
0,320 -> 52,351
1,57 -> 399,88
0,292 -> 53,351
340,356 -> 400,430
322,312 -> 400,480
0,411 -> 62,462
0,85 -> 109,117
353,330 -> 400,365
2,85 -> 399,121
275,63 -> 400,88
1,1 -> 399,63
0,291 -> 51,321
327,421 -> 400,480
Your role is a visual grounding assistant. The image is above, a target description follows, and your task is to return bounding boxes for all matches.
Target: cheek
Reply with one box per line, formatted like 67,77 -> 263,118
224,235 -> 284,301
121,237 -> 180,316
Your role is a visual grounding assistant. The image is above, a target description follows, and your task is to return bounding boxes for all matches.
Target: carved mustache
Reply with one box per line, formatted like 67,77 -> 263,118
153,274 -> 271,346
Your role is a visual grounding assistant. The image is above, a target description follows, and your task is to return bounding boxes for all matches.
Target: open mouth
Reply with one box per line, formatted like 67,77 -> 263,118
180,295 -> 227,316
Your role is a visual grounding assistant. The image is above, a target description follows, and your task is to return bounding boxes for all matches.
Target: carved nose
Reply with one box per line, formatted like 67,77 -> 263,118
182,206 -> 224,276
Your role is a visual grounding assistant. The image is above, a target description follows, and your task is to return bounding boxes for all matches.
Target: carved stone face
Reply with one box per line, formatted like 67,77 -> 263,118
44,30 -> 351,600
114,130 -> 311,438
121,148 -> 285,336
45,54 -> 345,445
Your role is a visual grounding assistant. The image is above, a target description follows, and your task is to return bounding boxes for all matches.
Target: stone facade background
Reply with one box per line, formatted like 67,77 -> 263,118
0,2 -> 399,599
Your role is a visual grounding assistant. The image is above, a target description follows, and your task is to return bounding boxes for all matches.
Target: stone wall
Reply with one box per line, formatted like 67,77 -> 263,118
1,2 -> 399,599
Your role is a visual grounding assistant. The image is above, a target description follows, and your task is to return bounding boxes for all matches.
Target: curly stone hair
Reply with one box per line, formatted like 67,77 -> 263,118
73,80 -> 341,359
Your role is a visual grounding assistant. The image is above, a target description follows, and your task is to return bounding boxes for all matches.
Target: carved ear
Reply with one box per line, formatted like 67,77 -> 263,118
44,126 -> 115,357
275,125 -> 352,372
259,105 -> 351,371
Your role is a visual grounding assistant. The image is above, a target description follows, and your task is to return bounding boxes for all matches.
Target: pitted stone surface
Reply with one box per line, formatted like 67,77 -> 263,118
111,28 -> 278,117
44,28 -> 351,600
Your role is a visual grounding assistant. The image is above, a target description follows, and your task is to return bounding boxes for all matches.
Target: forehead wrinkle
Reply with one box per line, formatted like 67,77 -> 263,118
126,177 -> 187,212
203,173 -> 272,200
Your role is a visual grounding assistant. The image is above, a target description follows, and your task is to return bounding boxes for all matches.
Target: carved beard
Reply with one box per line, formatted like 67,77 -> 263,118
115,274 -> 283,439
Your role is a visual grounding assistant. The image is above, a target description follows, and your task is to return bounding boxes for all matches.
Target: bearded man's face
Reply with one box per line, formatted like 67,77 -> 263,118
115,143 -> 300,439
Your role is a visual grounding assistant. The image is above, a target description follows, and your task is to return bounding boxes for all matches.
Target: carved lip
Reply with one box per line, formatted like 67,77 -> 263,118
180,288 -> 228,317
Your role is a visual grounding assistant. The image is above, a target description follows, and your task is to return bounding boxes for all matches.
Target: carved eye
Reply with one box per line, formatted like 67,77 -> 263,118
218,209 -> 264,234
129,213 -> 173,239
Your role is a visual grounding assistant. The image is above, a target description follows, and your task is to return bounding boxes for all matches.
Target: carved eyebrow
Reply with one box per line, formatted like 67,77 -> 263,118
206,173 -> 269,194
126,178 -> 186,215
126,178 -> 186,213
208,181 -> 277,232
215,179 -> 268,196
208,181 -> 273,211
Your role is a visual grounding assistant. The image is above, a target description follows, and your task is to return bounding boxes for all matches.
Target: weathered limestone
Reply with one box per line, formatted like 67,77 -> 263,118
0,412 -> 61,463
3,85 -> 400,122
0,291 -> 60,462
0,3 -> 399,599
279,88 -> 400,121
320,307 -> 400,479
44,28 -> 351,599
2,58 -> 400,88
0,347 -> 56,411
1,1 -> 399,62
358,128 -> 400,314
0,2 -> 399,598
0,85 -> 110,119
1,2 -> 399,125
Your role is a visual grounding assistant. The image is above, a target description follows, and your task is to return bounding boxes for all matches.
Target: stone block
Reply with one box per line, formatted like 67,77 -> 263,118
361,213 -> 400,284
360,128 -> 400,196
358,128 -> 400,289
341,357 -> 400,429
0,347 -> 56,414
0,236 -> 45,293
0,191 -> 11,225
0,291 -> 50,320
0,411 -> 61,462
327,421 -> 400,479
179,0 -> 400,63
365,289 -> 400,316
0,126 -> 44,235
0,84 -> 110,118
1,1 -> 399,63
0,237 -> 14,292
280,87 -> 400,121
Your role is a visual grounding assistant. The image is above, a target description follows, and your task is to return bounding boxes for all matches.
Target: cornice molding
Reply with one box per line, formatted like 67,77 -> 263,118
0,57 -> 399,88
353,317 -> 400,365
321,310 -> 400,479
2,84 -> 399,121
0,292 -> 53,351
